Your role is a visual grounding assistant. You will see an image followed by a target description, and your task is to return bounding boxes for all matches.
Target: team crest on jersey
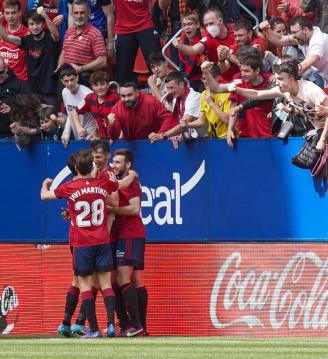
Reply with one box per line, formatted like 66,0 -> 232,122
200,37 -> 207,43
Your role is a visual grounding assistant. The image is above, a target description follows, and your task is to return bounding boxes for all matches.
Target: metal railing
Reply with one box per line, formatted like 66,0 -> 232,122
236,0 -> 259,28
162,28 -> 183,71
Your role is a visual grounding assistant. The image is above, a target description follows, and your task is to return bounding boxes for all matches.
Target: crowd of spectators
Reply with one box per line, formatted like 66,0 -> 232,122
1,0 -> 328,152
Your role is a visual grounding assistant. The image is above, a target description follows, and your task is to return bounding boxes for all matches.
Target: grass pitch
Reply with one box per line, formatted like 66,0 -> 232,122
1,337 -> 328,359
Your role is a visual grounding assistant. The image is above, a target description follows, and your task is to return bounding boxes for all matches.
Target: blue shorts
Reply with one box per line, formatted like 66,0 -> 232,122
73,243 -> 114,277
115,238 -> 145,270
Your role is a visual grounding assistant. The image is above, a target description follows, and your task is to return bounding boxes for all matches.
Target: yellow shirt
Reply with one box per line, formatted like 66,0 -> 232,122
200,90 -> 231,138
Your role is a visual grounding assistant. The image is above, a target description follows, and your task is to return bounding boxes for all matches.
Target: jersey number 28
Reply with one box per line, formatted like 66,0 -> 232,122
75,199 -> 105,227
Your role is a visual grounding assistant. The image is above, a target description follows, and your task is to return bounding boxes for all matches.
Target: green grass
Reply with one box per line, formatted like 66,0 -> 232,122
1,337 -> 328,359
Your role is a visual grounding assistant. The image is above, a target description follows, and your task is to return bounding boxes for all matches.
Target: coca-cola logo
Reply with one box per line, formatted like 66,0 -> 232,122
0,286 -> 19,334
210,252 -> 328,330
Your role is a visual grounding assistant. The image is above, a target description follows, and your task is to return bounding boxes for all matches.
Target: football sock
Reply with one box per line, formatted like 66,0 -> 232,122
102,288 -> 115,326
120,283 -> 142,329
92,286 -> 98,299
81,290 -> 98,331
63,285 -> 80,326
75,303 -> 86,326
136,286 -> 148,330
114,287 -> 130,330
75,286 -> 98,326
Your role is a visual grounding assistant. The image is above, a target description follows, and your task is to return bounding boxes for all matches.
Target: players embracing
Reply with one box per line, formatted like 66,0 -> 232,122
41,143 -> 148,338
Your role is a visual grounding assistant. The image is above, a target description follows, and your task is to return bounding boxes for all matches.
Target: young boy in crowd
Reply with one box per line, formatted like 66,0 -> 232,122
39,106 -> 65,141
59,64 -> 96,147
147,52 -> 171,104
72,71 -> 119,139
176,10 -> 203,91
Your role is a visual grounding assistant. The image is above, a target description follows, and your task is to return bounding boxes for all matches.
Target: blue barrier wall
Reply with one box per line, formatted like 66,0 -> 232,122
1,138 -> 327,243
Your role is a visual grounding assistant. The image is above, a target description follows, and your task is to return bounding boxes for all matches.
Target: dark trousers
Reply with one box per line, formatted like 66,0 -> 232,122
115,27 -> 161,83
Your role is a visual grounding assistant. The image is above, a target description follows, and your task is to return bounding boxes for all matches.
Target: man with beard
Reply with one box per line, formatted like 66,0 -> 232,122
108,148 -> 148,337
107,81 -> 174,141
0,6 -> 60,110
216,18 -> 266,83
58,0 -> 107,87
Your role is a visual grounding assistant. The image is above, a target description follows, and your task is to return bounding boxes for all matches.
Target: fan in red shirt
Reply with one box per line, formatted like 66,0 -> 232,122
72,71 -> 119,140
107,81 -> 174,141
173,8 -> 234,66
178,10 -> 204,91
0,0 -> 28,80
107,148 -> 147,337
227,48 -> 273,146
109,0 -> 160,83
41,149 -> 119,339
217,18 -> 266,83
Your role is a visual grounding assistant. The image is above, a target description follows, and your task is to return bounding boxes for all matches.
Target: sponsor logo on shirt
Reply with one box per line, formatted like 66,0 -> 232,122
0,48 -> 19,59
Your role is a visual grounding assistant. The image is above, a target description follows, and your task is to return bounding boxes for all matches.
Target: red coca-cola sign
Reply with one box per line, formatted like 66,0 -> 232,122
210,249 -> 328,335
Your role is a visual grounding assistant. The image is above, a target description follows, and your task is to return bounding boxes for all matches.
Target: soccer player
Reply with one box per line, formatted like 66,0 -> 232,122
108,148 -> 147,337
41,149 -> 119,338
57,152 -> 88,337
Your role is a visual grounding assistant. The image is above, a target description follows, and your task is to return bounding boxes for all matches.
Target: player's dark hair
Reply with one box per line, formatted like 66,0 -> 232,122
89,71 -> 109,86
147,52 -> 166,67
165,70 -> 185,84
113,148 -> 134,166
2,0 -> 21,11
90,139 -> 110,154
25,10 -> 45,23
275,59 -> 299,80
75,149 -> 93,175
290,15 -> 313,31
59,64 -> 78,79
120,81 -> 138,90
67,152 -> 79,176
